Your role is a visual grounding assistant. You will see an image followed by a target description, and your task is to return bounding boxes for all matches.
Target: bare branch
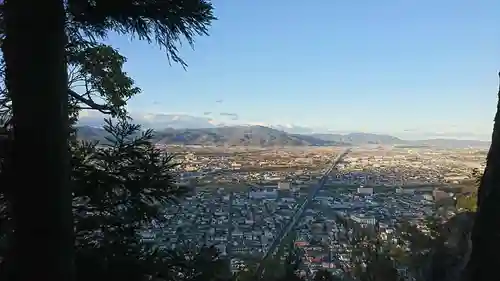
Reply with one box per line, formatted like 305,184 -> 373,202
68,89 -> 115,115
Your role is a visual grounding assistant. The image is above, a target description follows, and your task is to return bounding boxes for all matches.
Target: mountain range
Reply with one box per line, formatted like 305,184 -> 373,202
76,124 -> 491,148
77,125 -> 345,147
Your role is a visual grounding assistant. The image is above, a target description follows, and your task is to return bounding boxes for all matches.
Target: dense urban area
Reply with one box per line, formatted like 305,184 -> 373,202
142,145 -> 485,278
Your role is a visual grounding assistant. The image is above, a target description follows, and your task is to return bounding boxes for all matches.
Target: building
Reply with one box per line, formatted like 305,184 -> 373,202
351,215 -> 376,225
422,194 -> 434,201
278,182 -> 291,190
433,190 -> 449,201
396,188 -> 415,194
357,186 -> 374,195
249,190 -> 278,199
330,203 -> 350,210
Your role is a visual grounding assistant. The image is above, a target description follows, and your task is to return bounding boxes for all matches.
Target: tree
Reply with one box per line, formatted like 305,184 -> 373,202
68,119 -> 228,281
1,1 -> 71,281
0,1 -> 215,280
239,233 -> 306,281
0,35 -> 147,281
66,42 -> 141,127
455,170 -> 480,213
0,42 -> 140,125
1,114 -> 230,281
455,169 -> 482,212
349,233 -> 402,281
336,215 -> 474,281
313,269 -> 341,281
471,168 -> 482,188
71,119 -> 182,249
464,72 -> 500,281
456,193 -> 477,212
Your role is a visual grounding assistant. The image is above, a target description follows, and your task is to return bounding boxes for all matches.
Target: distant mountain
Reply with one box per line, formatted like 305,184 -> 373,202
76,125 -> 344,147
270,124 -> 316,135
76,126 -> 108,142
409,138 -> 490,149
311,132 -> 403,145
76,123 -> 490,148
152,126 -> 341,146
312,132 -> 489,148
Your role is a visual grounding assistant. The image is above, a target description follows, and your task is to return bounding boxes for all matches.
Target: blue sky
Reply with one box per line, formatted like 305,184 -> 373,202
103,0 -> 500,140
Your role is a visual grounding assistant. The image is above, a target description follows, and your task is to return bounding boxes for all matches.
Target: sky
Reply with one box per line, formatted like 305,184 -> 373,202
102,0 -> 500,140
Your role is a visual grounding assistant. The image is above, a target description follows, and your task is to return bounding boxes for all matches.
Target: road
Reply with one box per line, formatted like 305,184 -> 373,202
256,148 -> 351,275
227,192 -> 234,257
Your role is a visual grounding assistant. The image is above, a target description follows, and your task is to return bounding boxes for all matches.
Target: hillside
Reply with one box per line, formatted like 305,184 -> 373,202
76,125 -> 343,147
76,126 -> 108,142
154,126 -> 345,146
312,132 -> 490,148
409,138 -> 490,148
311,132 -> 403,145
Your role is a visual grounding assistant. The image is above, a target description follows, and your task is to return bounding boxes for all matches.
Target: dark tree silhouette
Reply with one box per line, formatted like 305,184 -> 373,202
0,38 -> 141,128
1,116 -> 230,281
1,1 -> 71,281
463,73 -> 500,281
0,0 -> 215,280
313,269 -> 341,281
70,120 -> 228,281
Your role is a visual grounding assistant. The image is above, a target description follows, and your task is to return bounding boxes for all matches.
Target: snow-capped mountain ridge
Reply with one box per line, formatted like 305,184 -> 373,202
78,112 -> 317,132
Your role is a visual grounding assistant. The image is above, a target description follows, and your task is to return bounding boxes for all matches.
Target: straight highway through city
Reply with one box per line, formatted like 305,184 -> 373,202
256,148 -> 351,275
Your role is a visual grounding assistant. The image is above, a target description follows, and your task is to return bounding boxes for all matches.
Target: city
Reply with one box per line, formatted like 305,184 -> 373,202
142,145 -> 485,277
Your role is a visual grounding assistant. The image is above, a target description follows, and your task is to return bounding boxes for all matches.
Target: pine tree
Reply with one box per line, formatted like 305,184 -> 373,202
0,1 -> 215,280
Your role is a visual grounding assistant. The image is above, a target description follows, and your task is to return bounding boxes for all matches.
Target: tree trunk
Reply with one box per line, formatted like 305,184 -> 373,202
1,0 -> 74,280
462,72 -> 500,281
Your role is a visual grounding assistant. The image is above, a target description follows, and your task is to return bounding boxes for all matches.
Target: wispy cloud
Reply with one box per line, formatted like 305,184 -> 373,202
219,112 -> 239,121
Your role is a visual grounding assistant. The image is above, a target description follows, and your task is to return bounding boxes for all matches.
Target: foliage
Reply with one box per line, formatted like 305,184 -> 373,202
0,33 -> 140,124
0,122 -> 11,256
456,169 -> 480,212
0,118 -> 230,281
334,215 -> 474,281
71,119 -> 231,281
313,269 -> 342,281
456,193 -> 477,212
279,236 -> 303,281
67,42 -> 141,119
0,0 -> 216,123
66,0 -> 215,68
349,233 -> 402,281
72,119 -> 183,248
233,214 -> 473,281
239,232 -> 305,281
0,0 -> 216,280
471,168 -> 482,188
